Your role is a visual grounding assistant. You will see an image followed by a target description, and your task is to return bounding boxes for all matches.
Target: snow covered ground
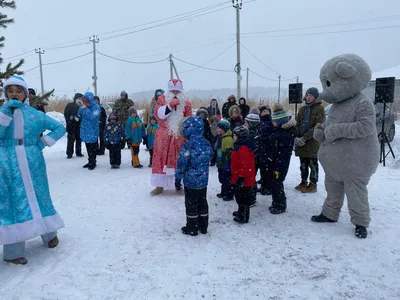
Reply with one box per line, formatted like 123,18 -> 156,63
0,118 -> 399,300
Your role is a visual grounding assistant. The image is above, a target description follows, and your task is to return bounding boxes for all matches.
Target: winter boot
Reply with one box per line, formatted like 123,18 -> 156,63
302,182 -> 317,193
4,257 -> 28,265
232,211 -> 240,217
67,155 -> 72,159
134,164 -> 144,169
223,196 -> 234,201
76,153 -> 84,157
83,163 -> 90,168
150,187 -> 164,196
88,164 -> 96,170
311,213 -> 337,223
181,226 -> 198,236
217,193 -> 225,199
269,207 -> 286,215
295,180 -> 308,191
48,236 -> 59,248
148,157 -> 153,168
355,225 -> 368,239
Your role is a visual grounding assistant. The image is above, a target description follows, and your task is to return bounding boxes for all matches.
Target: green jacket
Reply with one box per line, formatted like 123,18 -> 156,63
112,98 -> 135,128
295,101 -> 326,158
215,130 -> 234,169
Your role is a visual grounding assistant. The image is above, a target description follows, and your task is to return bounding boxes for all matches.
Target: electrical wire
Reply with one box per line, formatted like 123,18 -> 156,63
46,41 -> 89,51
4,50 -> 34,60
248,69 -> 278,81
240,42 -> 282,76
43,52 -> 93,66
96,51 -> 169,64
241,14 -> 400,36
24,66 -> 39,73
180,41 -> 236,73
173,56 -> 233,73
242,24 -> 400,39
98,1 -> 231,37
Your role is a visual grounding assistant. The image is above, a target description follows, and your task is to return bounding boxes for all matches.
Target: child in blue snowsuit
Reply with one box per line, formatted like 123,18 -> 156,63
175,116 -> 213,236
104,113 -> 125,169
146,115 -> 158,168
125,106 -> 147,168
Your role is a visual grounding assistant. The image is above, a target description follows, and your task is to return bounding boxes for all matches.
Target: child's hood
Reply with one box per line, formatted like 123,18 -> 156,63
181,116 -> 204,139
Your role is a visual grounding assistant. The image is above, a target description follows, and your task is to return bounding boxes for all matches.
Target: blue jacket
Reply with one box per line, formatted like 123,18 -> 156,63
125,116 -> 146,143
77,92 -> 100,143
146,123 -> 158,148
0,100 -> 66,244
104,122 -> 125,145
175,116 -> 213,189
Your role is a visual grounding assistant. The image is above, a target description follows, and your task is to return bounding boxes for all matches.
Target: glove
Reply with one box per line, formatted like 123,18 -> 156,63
294,137 -> 306,147
236,177 -> 245,189
175,179 -> 182,191
313,123 -> 325,143
74,116 -> 80,122
142,136 -> 147,146
169,97 -> 180,109
7,99 -> 24,109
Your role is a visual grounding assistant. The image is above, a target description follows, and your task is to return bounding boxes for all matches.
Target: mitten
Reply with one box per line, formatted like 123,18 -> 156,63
169,98 -> 180,109
313,123 -> 325,143
175,179 -> 182,191
236,177 -> 245,189
294,137 -> 306,147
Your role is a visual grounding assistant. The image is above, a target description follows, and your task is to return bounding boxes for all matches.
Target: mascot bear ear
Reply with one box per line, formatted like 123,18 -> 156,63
335,61 -> 357,79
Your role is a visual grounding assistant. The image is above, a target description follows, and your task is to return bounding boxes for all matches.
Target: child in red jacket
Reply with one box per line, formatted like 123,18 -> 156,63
230,126 -> 256,223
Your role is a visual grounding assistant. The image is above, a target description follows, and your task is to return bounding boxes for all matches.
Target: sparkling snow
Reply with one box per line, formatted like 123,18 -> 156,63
0,119 -> 399,300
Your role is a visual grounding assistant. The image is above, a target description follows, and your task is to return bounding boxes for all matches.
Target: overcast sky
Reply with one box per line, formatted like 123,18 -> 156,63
2,0 -> 400,98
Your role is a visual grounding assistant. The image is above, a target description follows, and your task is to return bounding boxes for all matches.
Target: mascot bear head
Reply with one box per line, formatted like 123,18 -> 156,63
319,54 -> 371,104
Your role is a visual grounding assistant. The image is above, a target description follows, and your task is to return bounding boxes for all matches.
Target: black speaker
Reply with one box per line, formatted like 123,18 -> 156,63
375,77 -> 395,103
289,83 -> 303,104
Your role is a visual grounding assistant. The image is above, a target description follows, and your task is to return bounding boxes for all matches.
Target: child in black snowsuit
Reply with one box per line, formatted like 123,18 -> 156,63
104,114 -> 126,169
258,106 -> 274,195
267,104 -> 296,214
244,110 -> 261,206
209,115 -> 220,166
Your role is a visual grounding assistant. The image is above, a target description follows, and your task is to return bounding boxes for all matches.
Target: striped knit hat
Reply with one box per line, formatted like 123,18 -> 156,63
271,104 -> 289,127
245,113 -> 260,128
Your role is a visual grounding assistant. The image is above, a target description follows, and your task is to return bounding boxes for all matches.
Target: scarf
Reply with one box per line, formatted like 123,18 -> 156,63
301,103 -> 315,136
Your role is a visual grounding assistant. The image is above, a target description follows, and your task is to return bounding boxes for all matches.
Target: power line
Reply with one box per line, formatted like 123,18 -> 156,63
180,41 -> 236,73
248,69 -> 278,82
24,65 -> 39,73
42,52 -> 93,66
4,50 -> 34,60
97,51 -> 169,64
241,14 -> 400,36
98,1 -> 231,38
242,24 -> 400,39
240,42 -> 283,76
173,56 -> 233,73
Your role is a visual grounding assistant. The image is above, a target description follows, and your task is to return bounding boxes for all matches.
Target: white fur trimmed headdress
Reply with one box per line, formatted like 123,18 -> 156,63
167,79 -> 184,92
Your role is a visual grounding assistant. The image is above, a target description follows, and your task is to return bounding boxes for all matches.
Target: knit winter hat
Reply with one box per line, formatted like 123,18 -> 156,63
209,115 -> 221,124
249,107 -> 260,115
305,87 -> 319,99
217,119 -> 230,132
108,113 -> 118,122
245,113 -> 260,127
3,75 -> 29,100
259,105 -> 271,115
128,106 -> 137,115
196,107 -> 209,120
74,93 -> 83,101
28,88 -> 36,96
149,114 -> 158,123
233,125 -> 250,140
271,104 -> 289,127
121,91 -> 128,98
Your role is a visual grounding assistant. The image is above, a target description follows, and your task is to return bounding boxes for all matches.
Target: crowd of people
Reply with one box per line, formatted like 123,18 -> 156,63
0,53 -> 380,265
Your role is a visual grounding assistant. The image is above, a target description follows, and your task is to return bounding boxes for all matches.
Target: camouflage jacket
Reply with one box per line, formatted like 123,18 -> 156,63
112,98 -> 134,127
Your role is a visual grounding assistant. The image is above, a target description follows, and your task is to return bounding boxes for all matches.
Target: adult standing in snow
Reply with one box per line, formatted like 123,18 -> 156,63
222,95 -> 237,119
28,88 -> 45,113
76,92 -> 101,170
94,96 -> 107,155
151,79 -> 192,195
64,92 -> 84,159
112,91 -> 134,148
0,75 -> 66,265
294,87 -> 325,193
143,89 -> 165,127
238,97 -> 250,119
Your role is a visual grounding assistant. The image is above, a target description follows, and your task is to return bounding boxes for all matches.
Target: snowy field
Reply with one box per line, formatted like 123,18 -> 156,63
0,115 -> 400,300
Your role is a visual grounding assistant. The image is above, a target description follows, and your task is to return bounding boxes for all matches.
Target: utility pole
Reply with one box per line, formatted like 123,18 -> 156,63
169,54 -> 174,80
246,68 -> 249,100
296,76 -> 299,83
35,48 -> 45,94
278,75 -> 281,103
233,0 -> 243,100
90,35 -> 99,96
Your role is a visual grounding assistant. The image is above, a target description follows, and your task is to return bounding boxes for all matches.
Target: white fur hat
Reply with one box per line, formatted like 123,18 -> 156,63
168,79 -> 184,92
3,75 -> 29,100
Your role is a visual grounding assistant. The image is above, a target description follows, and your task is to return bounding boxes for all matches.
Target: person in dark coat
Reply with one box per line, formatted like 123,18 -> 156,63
229,105 -> 244,130
64,93 -> 84,159
222,95 -> 237,119
196,107 -> 213,144
266,104 -> 296,215
207,98 -> 221,118
28,89 -> 46,113
294,87 -> 326,193
258,105 -> 274,195
94,96 -> 107,155
239,97 -> 250,118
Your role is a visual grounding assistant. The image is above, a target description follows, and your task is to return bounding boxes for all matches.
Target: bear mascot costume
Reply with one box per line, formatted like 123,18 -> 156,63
311,53 -> 379,239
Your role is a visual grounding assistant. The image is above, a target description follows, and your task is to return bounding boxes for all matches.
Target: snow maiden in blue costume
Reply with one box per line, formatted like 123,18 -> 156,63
0,75 -> 66,265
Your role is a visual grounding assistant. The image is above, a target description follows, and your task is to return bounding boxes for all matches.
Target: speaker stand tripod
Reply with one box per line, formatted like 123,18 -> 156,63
379,102 -> 396,167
